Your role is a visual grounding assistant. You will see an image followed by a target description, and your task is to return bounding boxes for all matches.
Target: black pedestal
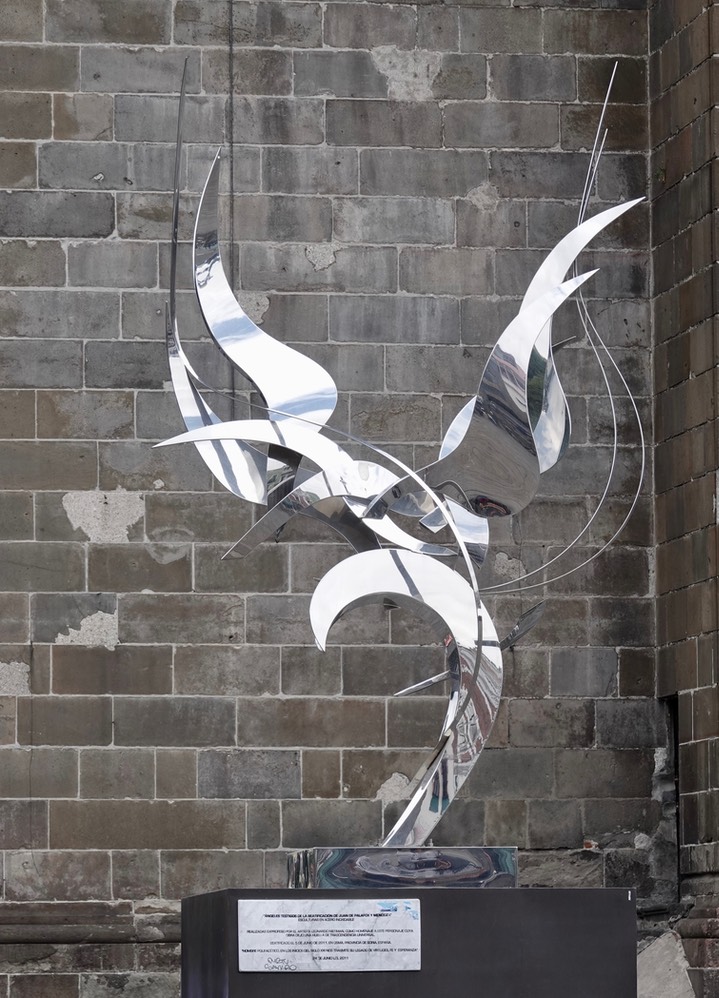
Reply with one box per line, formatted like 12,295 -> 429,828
182,887 -> 637,997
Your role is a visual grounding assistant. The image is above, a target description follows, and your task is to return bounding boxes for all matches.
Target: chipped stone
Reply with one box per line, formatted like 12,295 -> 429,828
237,292 -> 270,323
55,609 -> 119,650
61,489 -> 144,543
305,244 -> 336,271
375,772 -> 410,803
0,659 -> 30,695
637,931 -> 694,998
371,46 -> 441,101
465,181 -> 501,211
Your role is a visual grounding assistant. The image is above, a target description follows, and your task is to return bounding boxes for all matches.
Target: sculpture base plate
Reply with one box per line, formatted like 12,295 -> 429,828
287,846 -> 517,888
181,887 -> 637,998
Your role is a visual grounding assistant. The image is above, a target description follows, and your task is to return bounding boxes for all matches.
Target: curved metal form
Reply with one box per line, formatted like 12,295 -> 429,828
160,73 -> 644,849
310,549 -> 502,846
194,152 -> 338,427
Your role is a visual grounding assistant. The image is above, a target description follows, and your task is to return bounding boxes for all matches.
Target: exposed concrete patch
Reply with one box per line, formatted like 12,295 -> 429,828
493,551 -> 525,581
55,610 -> 119,650
0,660 -> 30,695
372,46 -> 441,101
375,772 -> 410,803
61,489 -> 144,543
305,244 -> 336,271
637,931 -> 694,998
237,292 -> 270,323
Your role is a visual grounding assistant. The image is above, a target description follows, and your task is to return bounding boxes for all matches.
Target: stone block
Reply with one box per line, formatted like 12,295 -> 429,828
53,646 -> 172,696
281,646 -> 340,697
324,3 -> 415,48
6,851 -> 111,902
328,100 -> 441,147
0,494 -> 33,540
246,800 -> 280,849
427,799 -> 486,846
79,749 -> 154,799
99,441 -> 212,491
113,697 -> 236,747
502,651 -> 549,699
9,974 -> 79,997
88,543 -> 192,594
0,94 -> 51,139
528,800 -> 582,849
0,46 -> 79,91
484,799 -> 527,847
0,242 -> 65,288
444,102 -> 558,149
50,800 -> 247,849
551,648 -> 618,697
463,747 -> 553,799
155,748 -> 196,800
387,697 -> 446,748
460,8 -> 542,53
119,593 -> 243,645
0,290 -> 120,340
262,146 -> 358,194
0,543 -> 84,593
228,194 -> 332,242
203,49 -> 292,96
46,0 -> 170,42
17,697 -> 111,747
0,801 -> 47,849
584,798 -> 662,849
0,444 -> 97,494
0,143 -> 35,188
53,94 -> 113,141
561,103 -> 648,152
555,748 -> 654,798
433,54 -> 486,99
544,9 -> 646,55
37,391 -> 133,440
361,148 -> 488,196
589,598 -> 655,648
386,344 -> 485,394
198,749 -> 301,798
350,391 -> 442,444
4,0 -> 43,40
334,196 -> 454,245
80,975 -> 178,998
457,197 -> 526,247
288,543 -> 351,596
80,46 -> 200,93
69,243 -> 157,290
232,97 -> 323,144
509,698 -> 595,748
294,51 -> 387,99
418,6 -> 458,49
111,850 -> 160,900
489,150 -> 587,198
175,0 -> 321,47
145,491 -> 251,545
0,748 -> 77,798
400,247 -> 492,296
302,750 -> 341,798
235,697 -> 384,748
492,54 -> 576,101
518,849 -> 603,888
160,850 -> 263,898
175,644 -> 279,697
114,94 -> 225,143
0,595 -> 29,643
0,392 -> 34,440
31,592 -> 116,644
242,244 -> 396,294
330,293 -> 458,345
342,748 -> 424,799
282,800 -> 381,848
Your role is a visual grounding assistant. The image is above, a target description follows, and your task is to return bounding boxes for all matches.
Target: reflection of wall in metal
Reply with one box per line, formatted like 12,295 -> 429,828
160,78 -> 643,848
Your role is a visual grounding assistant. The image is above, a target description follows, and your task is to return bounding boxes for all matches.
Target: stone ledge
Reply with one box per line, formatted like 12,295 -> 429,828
0,902 -> 180,944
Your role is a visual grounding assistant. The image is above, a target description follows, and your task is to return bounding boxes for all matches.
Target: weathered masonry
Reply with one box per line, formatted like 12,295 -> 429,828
0,1 -> 716,994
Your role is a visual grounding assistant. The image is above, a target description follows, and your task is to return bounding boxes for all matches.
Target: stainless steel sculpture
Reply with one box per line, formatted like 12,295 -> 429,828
159,73 -> 644,848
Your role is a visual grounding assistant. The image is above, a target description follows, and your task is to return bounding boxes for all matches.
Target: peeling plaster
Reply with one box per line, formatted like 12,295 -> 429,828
0,661 -> 30,695
55,610 -> 119,651
371,46 -> 441,101
62,489 -> 144,543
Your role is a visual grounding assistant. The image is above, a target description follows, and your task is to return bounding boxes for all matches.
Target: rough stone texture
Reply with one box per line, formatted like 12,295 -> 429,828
0,0 -> 712,992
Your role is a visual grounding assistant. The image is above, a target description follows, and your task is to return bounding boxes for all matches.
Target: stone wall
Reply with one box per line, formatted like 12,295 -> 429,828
0,0 -> 665,992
